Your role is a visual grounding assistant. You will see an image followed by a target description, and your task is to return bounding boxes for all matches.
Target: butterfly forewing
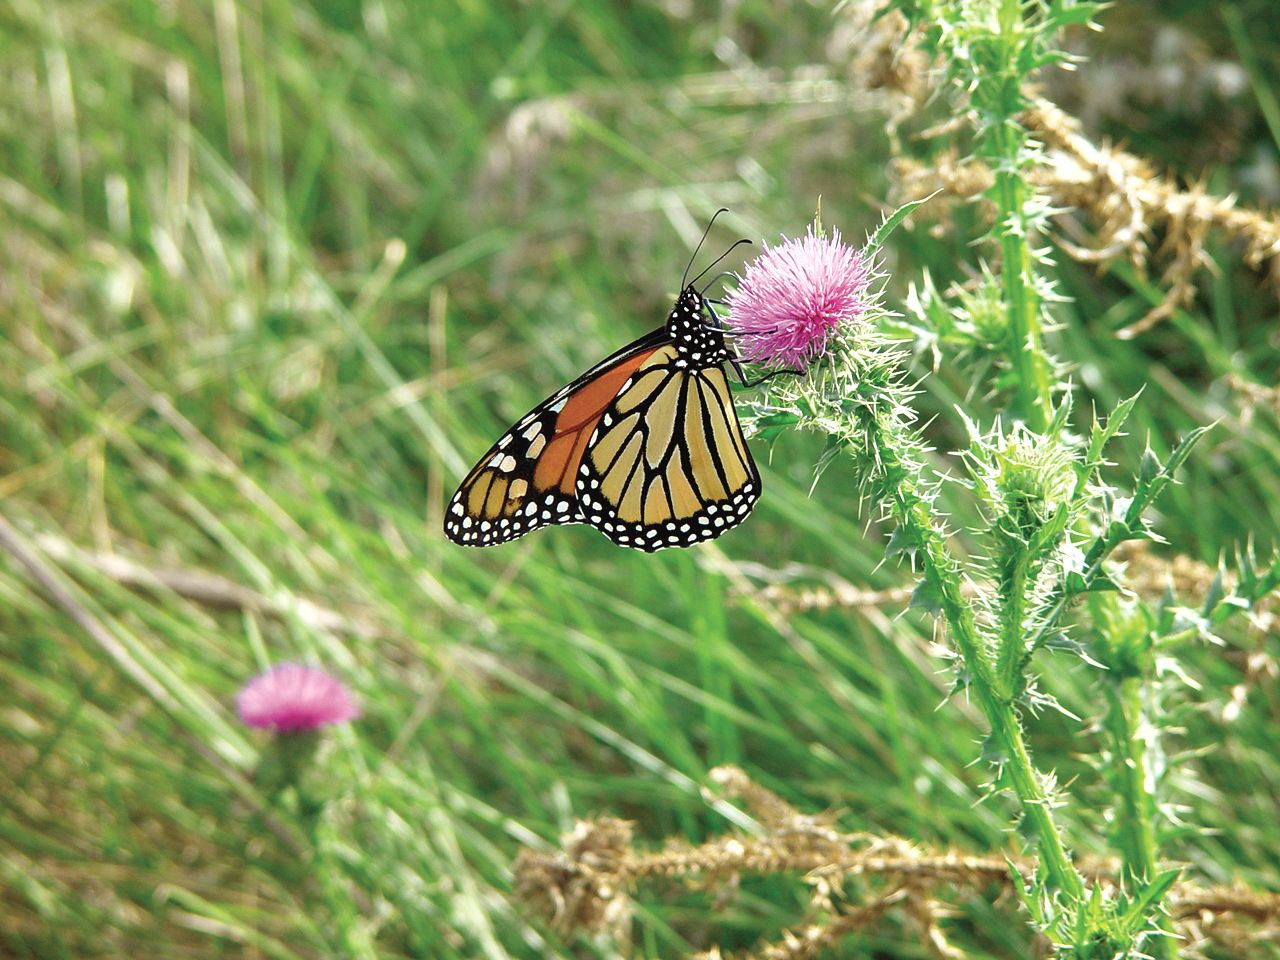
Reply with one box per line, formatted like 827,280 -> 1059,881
444,335 -> 665,546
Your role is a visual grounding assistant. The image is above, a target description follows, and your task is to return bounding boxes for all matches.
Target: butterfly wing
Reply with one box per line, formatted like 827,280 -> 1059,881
445,331 -> 669,547
575,348 -> 760,552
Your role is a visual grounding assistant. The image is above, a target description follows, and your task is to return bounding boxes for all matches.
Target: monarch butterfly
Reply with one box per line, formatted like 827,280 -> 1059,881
445,211 -> 779,553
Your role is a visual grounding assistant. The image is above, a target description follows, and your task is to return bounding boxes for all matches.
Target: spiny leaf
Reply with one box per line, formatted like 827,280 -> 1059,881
1200,567 -> 1226,617
867,191 -> 940,254
1137,447 -> 1162,486
1087,389 -> 1142,464
1045,0 -> 1107,29
751,411 -> 802,443
1119,868 -> 1182,930
1064,570 -> 1122,595
909,577 -> 943,617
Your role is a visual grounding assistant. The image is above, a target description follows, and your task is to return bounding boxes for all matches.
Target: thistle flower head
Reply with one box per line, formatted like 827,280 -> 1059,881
993,430 -> 1075,512
237,663 -> 360,732
965,421 -> 1076,539
725,223 -> 873,371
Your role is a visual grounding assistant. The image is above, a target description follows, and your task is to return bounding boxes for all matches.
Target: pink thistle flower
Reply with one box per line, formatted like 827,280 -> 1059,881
237,663 -> 360,732
725,224 -> 873,371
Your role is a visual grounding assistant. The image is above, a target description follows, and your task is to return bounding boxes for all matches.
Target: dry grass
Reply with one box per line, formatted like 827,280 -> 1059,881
515,766 -> 1280,959
892,94 -> 1280,337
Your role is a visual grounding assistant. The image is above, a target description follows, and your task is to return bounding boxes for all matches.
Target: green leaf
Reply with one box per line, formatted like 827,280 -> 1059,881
885,524 -> 921,565
1026,502 -> 1071,559
1006,857 -> 1047,925
1200,567 -> 1226,616
1162,425 -> 1213,480
909,577 -> 943,616
866,191 -> 940,254
1087,390 -> 1142,463
1119,867 -> 1181,930
1065,570 -> 1121,595
1137,447 -> 1162,486
1047,391 -> 1075,437
750,411 -> 801,442
1044,632 -> 1108,669
1045,0 -> 1107,28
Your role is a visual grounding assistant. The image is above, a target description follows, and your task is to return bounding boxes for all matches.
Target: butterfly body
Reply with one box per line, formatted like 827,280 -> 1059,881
445,282 -> 760,553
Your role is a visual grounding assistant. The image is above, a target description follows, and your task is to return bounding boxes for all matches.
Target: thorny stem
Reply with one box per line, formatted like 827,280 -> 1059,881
989,0 -> 1054,432
1105,676 -> 1161,888
1093,591 -> 1179,959
985,697 -> 1084,900
993,145 -> 1053,432
996,551 -> 1032,700
1106,675 -> 1179,960
875,425 -> 1085,901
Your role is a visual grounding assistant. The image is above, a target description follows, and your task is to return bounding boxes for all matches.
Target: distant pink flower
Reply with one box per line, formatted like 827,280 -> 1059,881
725,224 -> 872,371
237,663 -> 360,732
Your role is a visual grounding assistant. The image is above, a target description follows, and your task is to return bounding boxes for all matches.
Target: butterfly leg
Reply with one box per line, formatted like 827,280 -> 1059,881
728,358 -> 803,388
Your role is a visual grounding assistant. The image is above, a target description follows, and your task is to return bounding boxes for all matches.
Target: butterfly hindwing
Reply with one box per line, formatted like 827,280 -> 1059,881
444,334 -> 666,547
575,349 -> 760,552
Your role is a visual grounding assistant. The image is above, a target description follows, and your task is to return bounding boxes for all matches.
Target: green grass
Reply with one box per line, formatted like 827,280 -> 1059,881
2,1 -> 1279,957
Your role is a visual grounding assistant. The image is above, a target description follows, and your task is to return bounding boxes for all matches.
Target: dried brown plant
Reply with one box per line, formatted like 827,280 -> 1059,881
513,767 -> 1280,958
1023,98 -> 1280,337
1228,373 -> 1280,428
745,541 -> 1234,615
741,540 -> 1277,727
832,5 -> 932,138
892,96 -> 1280,336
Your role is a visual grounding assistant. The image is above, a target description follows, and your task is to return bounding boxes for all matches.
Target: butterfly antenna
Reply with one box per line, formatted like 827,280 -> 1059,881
681,207 -> 729,290
688,238 -> 751,289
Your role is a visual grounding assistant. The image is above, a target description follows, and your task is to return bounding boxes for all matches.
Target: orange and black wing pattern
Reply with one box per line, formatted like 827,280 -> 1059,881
446,284 -> 764,551
444,332 -> 668,547
575,347 -> 759,552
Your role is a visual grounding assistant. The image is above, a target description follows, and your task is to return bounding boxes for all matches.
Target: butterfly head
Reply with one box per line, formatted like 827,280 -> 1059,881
667,285 -> 731,368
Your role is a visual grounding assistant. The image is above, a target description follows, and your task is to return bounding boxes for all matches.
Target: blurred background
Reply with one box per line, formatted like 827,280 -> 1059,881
2,1 -> 1279,957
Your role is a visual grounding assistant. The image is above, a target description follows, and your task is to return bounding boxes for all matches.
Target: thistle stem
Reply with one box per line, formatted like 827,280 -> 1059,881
986,695 -> 1084,900
1099,626 -> 1178,959
996,553 -> 1032,699
986,0 -> 1054,431
993,155 -> 1053,432
1105,676 -> 1161,886
876,425 -> 1084,901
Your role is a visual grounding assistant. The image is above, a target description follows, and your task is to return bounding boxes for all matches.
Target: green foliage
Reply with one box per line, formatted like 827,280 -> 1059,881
1,0 -> 1279,958
758,285 -> 1213,934
1014,861 -> 1181,958
746,2 -> 1271,956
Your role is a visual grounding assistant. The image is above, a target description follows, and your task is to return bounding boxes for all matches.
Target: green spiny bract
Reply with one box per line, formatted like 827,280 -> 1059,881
966,418 -> 1076,544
